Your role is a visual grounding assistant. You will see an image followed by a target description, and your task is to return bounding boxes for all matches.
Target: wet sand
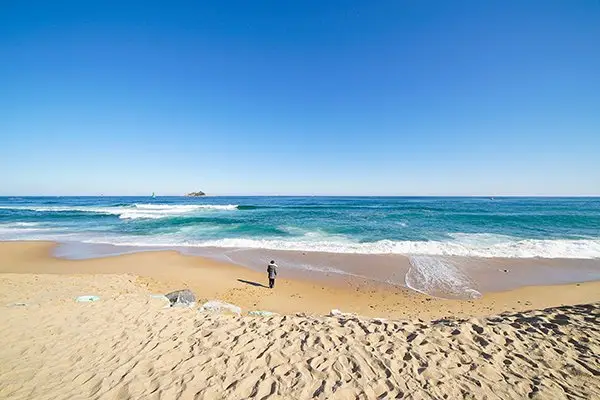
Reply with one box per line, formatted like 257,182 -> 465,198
218,248 -> 600,298
52,241 -> 600,299
1,241 -> 600,319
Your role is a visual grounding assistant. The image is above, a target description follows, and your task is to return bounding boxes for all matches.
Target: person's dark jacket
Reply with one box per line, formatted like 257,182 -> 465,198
267,263 -> 278,279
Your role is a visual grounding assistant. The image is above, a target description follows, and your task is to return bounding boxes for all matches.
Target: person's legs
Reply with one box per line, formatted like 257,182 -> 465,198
269,278 -> 274,288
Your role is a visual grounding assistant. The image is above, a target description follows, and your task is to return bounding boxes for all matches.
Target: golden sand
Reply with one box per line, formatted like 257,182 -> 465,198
0,242 -> 599,399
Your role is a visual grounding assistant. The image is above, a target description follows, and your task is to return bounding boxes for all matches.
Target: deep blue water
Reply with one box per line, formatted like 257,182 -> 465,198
1,196 -> 599,258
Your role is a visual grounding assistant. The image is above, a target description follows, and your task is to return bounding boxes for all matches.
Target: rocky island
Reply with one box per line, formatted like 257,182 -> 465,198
185,191 -> 206,197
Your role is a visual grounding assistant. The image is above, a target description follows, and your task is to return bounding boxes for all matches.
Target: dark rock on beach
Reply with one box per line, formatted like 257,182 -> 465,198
165,289 -> 196,307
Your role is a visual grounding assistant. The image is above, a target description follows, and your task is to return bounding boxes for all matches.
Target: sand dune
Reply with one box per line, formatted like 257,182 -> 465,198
1,273 -> 598,400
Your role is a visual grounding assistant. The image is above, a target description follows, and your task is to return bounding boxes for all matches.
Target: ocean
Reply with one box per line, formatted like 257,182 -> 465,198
1,196 -> 599,257
1,196 -> 599,298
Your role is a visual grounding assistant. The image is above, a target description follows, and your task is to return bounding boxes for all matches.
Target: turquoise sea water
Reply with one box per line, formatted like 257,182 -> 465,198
1,196 -> 599,259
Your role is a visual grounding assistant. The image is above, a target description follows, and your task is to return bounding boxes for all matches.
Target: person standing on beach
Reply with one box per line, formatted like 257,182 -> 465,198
267,260 -> 278,289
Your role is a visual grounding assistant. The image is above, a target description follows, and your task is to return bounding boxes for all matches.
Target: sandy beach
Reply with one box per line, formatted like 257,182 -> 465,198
4,0 -> 600,397
1,242 -> 599,399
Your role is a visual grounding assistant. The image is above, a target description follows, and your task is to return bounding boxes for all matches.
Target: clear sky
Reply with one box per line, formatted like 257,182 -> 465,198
1,1 -> 599,196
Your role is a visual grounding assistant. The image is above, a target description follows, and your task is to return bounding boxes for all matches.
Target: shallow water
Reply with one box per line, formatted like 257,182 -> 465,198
2,196 -> 599,298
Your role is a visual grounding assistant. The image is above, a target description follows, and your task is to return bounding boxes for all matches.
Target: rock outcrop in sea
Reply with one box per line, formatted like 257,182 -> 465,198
185,191 -> 206,197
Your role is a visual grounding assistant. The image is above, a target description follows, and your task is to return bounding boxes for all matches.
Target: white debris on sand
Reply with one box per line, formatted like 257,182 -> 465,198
199,300 -> 242,315
75,295 -> 100,303
248,310 -> 277,317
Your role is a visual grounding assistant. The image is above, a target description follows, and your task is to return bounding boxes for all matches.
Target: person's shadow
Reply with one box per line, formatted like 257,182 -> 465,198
237,279 -> 268,288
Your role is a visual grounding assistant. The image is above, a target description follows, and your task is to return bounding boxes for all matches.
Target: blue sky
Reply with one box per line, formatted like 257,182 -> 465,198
1,1 -> 599,196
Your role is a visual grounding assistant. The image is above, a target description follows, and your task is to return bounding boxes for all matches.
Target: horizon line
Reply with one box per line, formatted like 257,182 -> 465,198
1,194 -> 599,198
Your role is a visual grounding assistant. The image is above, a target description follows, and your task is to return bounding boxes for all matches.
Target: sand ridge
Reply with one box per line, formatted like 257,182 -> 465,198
1,273 -> 599,400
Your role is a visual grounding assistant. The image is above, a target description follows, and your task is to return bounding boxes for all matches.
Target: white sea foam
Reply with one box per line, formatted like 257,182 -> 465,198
0,222 -> 46,233
133,204 -> 238,211
178,234 -> 600,259
119,204 -> 238,219
0,225 -> 78,241
406,256 -> 482,299
118,212 -> 166,220
0,227 -> 47,234
75,233 -> 600,259
0,204 -> 238,220
1,218 -> 599,259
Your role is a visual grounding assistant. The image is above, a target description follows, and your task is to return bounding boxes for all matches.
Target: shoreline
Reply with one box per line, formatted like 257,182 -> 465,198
39,239 -> 600,299
1,241 -> 599,319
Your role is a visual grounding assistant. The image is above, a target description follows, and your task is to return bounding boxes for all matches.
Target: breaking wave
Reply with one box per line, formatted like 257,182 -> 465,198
0,203 -> 239,220
68,233 -> 600,259
1,197 -> 599,260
